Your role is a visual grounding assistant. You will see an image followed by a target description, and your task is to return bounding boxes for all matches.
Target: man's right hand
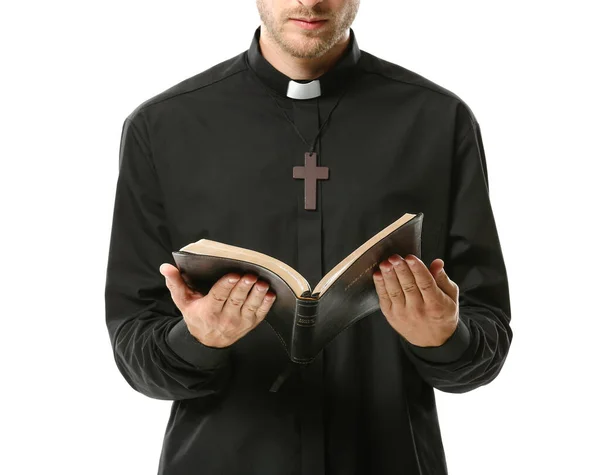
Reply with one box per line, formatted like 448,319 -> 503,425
159,263 -> 276,348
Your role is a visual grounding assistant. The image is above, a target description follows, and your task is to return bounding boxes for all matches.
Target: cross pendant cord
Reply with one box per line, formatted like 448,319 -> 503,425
262,86 -> 349,153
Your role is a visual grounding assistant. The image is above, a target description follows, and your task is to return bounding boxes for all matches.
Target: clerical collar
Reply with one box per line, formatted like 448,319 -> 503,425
245,25 -> 362,100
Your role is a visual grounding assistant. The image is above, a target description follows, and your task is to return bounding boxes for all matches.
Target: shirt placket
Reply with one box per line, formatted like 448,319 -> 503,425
292,98 -> 326,475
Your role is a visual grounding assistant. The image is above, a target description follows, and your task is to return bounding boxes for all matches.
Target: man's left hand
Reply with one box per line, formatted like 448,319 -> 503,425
373,254 -> 459,348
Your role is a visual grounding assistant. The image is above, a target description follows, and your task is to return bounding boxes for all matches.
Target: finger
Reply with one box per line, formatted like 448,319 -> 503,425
206,273 -> 243,314
223,274 -> 258,323
389,254 -> 421,306
372,270 -> 392,313
431,259 -> 459,300
404,255 -> 441,303
159,262 -> 181,281
253,290 -> 277,325
379,258 -> 406,306
160,263 -> 196,309
240,280 -> 271,325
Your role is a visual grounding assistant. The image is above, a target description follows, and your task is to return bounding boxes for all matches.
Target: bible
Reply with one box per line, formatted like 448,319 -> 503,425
172,211 -> 424,364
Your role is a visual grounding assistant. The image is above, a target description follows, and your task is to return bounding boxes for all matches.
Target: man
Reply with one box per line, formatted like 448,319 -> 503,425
104,0 -> 512,474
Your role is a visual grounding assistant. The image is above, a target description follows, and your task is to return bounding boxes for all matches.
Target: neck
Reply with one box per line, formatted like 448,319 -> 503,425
258,27 -> 350,81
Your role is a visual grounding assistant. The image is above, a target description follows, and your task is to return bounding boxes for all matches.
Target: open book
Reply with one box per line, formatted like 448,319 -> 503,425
173,212 -> 424,364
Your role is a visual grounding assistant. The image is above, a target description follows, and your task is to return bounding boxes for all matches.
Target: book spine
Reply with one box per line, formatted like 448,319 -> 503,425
290,297 -> 318,363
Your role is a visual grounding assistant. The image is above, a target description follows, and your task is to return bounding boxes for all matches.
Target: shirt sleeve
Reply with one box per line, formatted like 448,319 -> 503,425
399,106 -> 513,394
104,114 -> 233,401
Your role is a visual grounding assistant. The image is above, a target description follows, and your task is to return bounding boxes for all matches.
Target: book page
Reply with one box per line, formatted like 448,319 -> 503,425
179,239 -> 310,298
314,213 -> 417,296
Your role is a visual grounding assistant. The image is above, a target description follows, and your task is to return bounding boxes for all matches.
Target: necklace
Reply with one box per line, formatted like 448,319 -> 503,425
248,66 -> 357,210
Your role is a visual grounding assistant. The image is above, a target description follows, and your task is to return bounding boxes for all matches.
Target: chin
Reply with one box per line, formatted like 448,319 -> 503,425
283,30 -> 335,57
289,42 -> 328,59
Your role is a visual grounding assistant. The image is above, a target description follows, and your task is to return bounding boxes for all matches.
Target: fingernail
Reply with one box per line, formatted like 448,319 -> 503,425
390,254 -> 404,266
228,277 -> 240,283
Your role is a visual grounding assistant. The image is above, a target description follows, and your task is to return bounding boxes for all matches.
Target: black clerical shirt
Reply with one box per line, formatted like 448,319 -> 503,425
105,26 -> 512,475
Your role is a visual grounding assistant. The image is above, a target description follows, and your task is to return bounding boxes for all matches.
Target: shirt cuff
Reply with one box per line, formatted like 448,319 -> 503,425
166,318 -> 231,369
403,317 -> 471,364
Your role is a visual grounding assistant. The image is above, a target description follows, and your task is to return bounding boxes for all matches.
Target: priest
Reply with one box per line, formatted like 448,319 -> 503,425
104,0 -> 513,474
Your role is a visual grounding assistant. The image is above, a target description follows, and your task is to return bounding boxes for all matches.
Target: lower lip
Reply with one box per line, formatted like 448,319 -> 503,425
290,19 -> 328,30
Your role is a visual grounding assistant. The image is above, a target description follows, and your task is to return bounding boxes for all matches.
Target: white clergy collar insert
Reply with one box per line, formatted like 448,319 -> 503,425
287,79 -> 322,100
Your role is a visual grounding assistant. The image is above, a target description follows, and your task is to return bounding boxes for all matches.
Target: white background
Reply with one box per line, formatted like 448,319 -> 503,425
2,1 -> 598,474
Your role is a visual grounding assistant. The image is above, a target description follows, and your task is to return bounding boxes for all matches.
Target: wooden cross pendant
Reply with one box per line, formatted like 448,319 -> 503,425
293,152 -> 329,210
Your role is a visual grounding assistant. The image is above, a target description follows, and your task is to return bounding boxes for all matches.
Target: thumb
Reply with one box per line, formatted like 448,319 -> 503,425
160,263 -> 194,309
432,259 -> 456,298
